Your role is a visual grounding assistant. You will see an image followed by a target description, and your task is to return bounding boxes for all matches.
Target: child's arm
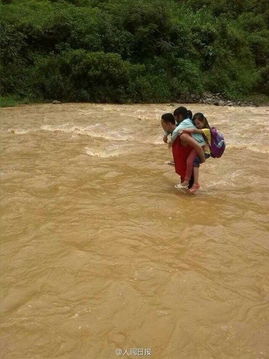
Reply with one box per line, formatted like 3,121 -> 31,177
171,120 -> 197,144
182,128 -> 204,134
180,133 -> 205,163
170,127 -> 182,144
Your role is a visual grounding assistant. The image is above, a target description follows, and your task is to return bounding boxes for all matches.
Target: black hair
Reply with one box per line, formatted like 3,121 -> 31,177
173,106 -> 192,121
161,113 -> 176,124
192,113 -> 210,129
186,110 -> 193,120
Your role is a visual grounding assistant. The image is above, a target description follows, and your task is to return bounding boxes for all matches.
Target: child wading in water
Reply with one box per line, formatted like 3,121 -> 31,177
178,113 -> 211,193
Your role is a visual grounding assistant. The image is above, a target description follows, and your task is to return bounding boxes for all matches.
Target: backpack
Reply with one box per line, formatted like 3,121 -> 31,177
210,127 -> 225,158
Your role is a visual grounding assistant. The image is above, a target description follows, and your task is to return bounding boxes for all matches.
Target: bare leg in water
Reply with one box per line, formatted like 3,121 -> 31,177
180,134 -> 205,163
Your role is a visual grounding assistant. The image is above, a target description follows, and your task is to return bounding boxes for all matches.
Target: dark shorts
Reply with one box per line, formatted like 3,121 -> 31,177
193,153 -> 211,167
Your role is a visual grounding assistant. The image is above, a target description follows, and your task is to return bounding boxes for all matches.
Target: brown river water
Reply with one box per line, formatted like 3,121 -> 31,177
0,103 -> 269,359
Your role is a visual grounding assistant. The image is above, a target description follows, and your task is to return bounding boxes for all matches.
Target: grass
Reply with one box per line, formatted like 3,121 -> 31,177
0,96 -> 32,107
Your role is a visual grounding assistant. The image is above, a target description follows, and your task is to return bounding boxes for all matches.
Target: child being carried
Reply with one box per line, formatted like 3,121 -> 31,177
172,113 -> 211,193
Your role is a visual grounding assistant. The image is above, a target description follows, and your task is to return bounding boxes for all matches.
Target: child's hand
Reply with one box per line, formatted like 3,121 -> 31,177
163,135 -> 168,143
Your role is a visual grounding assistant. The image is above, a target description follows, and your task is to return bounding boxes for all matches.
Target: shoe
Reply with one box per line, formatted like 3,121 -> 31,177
175,183 -> 189,190
188,184 -> 200,193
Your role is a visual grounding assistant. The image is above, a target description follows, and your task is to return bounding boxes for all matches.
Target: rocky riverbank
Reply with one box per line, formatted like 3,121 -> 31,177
177,92 -> 267,107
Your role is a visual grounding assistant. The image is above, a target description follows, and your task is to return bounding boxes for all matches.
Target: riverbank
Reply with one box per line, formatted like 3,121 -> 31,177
177,93 -> 269,107
1,93 -> 269,108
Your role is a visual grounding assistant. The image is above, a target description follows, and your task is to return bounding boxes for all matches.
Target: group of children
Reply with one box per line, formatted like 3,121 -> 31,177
161,106 -> 211,194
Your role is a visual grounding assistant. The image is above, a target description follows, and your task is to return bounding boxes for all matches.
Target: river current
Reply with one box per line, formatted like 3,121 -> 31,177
0,103 -> 268,358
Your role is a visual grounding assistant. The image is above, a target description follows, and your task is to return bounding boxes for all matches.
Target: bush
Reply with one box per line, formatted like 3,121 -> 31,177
33,50 -> 147,102
0,0 -> 268,102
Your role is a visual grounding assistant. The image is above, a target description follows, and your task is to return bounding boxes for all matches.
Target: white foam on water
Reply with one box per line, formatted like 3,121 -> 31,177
227,144 -> 269,154
85,143 -> 132,158
85,148 -> 115,158
40,124 -> 73,133
140,136 -> 163,145
40,124 -> 134,142
7,128 -> 33,135
247,146 -> 269,154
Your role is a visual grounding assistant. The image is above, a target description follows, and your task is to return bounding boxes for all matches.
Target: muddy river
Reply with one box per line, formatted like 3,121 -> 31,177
0,103 -> 268,358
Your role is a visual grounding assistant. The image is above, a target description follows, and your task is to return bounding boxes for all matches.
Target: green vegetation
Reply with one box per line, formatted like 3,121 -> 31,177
0,0 -> 268,105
